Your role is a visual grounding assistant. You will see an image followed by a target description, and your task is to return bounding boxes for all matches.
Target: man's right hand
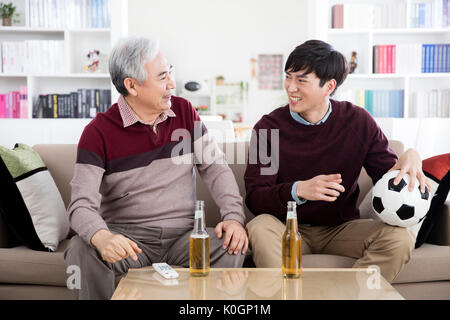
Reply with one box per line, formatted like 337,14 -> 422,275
91,229 -> 142,263
296,173 -> 345,202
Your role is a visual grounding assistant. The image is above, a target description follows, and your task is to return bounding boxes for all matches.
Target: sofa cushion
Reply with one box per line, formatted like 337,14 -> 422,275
393,243 -> 450,284
0,144 -> 70,251
301,245 -> 450,284
0,239 -> 70,287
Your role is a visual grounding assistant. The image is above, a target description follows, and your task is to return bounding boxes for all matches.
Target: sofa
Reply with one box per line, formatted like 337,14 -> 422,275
0,141 -> 449,300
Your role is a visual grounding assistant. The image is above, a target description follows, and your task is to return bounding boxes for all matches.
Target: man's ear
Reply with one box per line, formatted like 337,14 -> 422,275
124,78 -> 138,97
327,79 -> 337,96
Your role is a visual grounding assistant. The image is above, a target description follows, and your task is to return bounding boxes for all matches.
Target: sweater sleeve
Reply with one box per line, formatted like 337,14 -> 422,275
191,107 -> 245,226
67,123 -> 109,245
244,123 -> 294,219
363,114 -> 398,185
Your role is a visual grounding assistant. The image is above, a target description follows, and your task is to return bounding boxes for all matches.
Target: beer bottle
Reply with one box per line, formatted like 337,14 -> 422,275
282,201 -> 302,278
190,200 -> 210,276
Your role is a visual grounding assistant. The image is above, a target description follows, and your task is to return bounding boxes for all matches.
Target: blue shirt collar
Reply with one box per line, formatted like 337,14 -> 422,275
290,101 -> 332,125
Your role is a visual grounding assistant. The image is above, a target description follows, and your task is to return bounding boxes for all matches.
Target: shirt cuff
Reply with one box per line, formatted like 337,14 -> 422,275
291,182 -> 307,205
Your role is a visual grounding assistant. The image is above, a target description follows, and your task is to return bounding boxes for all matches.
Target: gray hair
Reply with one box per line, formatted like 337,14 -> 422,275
109,37 -> 160,96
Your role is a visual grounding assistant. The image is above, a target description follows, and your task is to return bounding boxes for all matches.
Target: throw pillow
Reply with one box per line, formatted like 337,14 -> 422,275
416,154 -> 450,248
0,143 -> 69,251
359,153 -> 450,248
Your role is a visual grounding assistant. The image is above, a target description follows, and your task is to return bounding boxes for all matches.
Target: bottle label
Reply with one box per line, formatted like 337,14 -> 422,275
287,211 -> 296,219
195,210 -> 203,219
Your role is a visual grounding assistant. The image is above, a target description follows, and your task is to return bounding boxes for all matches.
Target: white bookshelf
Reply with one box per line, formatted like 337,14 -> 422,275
0,0 -> 128,147
306,0 -> 450,157
311,0 -> 450,119
0,0 -> 127,119
178,79 -> 249,124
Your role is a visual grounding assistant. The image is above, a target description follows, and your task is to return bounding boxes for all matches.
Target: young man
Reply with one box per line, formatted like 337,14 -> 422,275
244,40 -> 430,283
64,37 -> 248,299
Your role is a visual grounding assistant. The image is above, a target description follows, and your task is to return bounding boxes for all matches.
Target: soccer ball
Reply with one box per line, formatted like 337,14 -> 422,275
371,170 -> 431,228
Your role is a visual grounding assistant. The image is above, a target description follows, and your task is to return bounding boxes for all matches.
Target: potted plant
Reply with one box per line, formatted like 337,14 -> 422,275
0,2 -> 20,26
216,75 -> 225,86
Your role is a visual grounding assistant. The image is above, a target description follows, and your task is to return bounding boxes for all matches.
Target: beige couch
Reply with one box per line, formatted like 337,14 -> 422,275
0,141 -> 449,300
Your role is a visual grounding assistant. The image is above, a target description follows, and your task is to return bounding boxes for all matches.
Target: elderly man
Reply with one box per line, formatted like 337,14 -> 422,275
64,37 -> 248,300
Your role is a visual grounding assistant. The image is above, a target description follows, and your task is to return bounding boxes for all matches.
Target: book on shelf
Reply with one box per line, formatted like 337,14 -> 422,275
410,89 -> 450,117
373,44 -> 449,74
331,3 -> 406,29
27,0 -> 111,29
0,40 -> 66,75
422,44 -> 450,73
0,86 -> 28,119
32,88 -> 111,119
336,89 -> 404,118
410,0 -> 450,28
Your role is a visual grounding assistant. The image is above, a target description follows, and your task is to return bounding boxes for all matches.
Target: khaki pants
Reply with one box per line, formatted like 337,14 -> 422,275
246,214 -> 414,283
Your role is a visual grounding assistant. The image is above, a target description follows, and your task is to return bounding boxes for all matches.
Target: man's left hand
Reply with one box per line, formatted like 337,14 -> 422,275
215,220 -> 248,255
388,148 -> 431,193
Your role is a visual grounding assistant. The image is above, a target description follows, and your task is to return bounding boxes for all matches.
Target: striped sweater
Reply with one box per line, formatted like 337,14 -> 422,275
67,95 -> 244,244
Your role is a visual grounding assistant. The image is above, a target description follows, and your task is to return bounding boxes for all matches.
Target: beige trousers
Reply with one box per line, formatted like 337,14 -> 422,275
246,214 -> 414,283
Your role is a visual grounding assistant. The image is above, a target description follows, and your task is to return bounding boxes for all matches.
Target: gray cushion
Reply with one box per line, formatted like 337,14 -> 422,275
0,239 -> 70,287
302,244 -> 450,284
393,243 -> 450,284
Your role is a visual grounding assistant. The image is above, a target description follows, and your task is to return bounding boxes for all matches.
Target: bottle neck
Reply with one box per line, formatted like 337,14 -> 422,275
286,217 -> 298,232
193,209 -> 206,233
286,208 -> 298,232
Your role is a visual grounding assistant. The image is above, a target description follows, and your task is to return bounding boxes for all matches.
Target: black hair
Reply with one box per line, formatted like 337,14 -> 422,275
284,40 -> 349,96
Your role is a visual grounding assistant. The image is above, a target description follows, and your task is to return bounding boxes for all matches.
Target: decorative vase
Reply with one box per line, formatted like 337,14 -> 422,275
2,17 -> 12,26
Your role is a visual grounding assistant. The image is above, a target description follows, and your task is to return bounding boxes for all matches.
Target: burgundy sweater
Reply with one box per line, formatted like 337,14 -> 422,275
244,99 -> 398,226
67,96 -> 244,244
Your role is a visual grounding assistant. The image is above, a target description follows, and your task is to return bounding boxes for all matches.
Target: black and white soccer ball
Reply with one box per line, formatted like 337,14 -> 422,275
372,170 -> 431,228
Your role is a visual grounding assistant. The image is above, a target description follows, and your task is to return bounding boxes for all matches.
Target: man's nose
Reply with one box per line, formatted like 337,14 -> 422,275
167,74 -> 176,90
287,82 -> 298,92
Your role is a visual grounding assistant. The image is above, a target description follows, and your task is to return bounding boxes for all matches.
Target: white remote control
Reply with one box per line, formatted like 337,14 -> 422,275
152,263 -> 179,279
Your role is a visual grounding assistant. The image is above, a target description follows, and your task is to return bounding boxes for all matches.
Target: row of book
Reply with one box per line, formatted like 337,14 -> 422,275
337,89 -> 405,118
373,44 -> 450,74
33,89 -> 111,118
411,0 -> 450,28
1,41 -> 66,74
27,0 -> 110,29
331,0 -> 450,29
410,89 -> 450,117
422,44 -> 450,73
332,3 -> 406,29
0,87 -> 28,119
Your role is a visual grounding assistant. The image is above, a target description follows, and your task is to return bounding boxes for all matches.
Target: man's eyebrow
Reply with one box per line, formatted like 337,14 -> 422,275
157,64 -> 173,77
285,71 -> 308,78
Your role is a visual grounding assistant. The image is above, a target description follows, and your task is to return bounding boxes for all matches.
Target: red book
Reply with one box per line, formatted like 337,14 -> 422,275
387,45 -> 392,73
391,45 -> 396,73
12,91 -> 20,118
19,86 -> 28,119
5,92 -> 11,118
0,94 -> 5,118
379,46 -> 385,73
332,5 -> 344,28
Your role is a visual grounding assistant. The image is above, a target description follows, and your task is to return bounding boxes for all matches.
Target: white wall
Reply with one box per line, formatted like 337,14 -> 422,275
127,0 -> 309,124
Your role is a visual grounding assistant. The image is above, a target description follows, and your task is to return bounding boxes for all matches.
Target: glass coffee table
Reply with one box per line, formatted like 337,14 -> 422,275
111,267 -> 404,300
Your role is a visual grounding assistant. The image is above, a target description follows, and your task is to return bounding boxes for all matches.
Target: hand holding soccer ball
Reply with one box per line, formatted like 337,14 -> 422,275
371,170 -> 431,228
